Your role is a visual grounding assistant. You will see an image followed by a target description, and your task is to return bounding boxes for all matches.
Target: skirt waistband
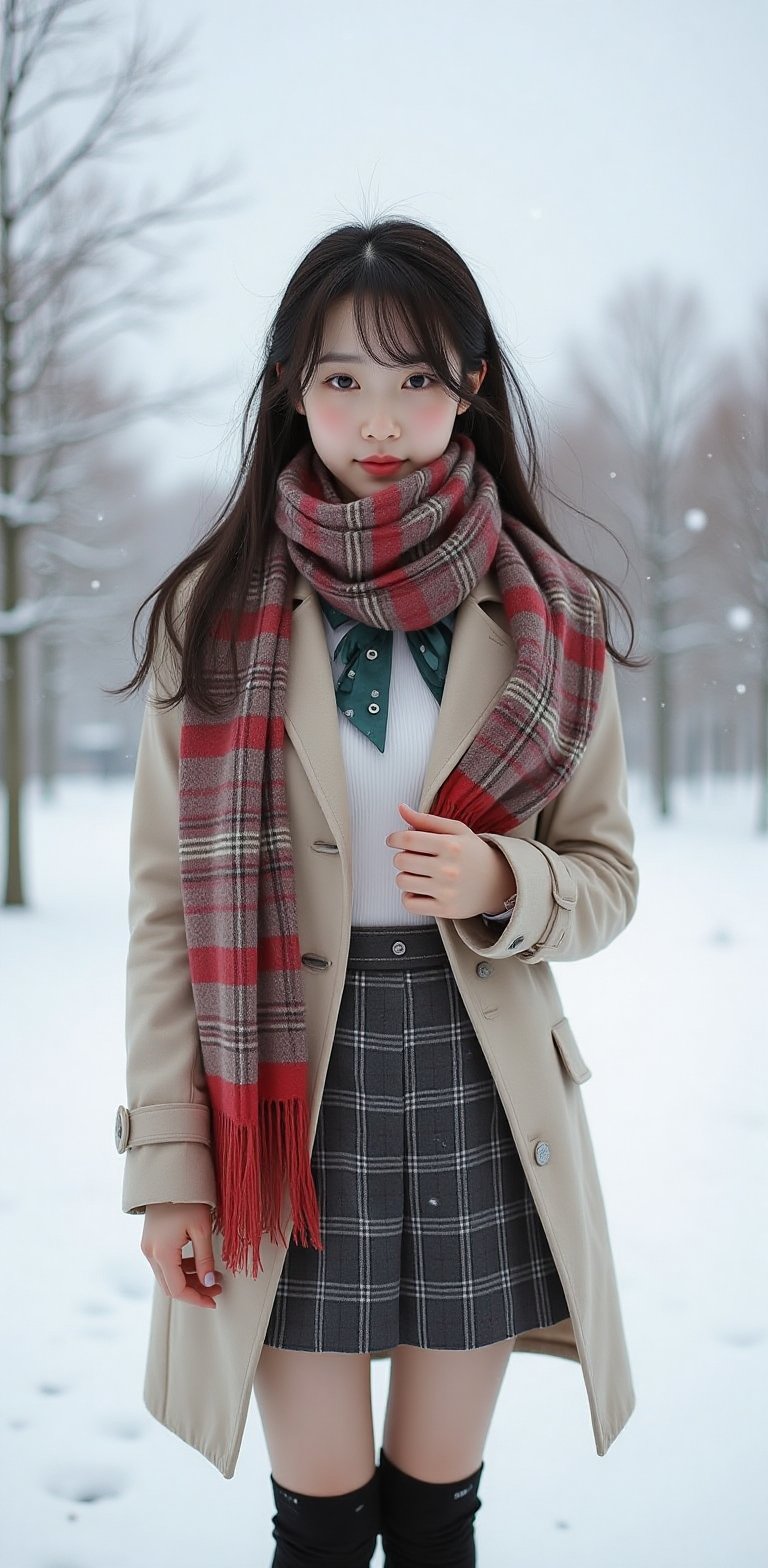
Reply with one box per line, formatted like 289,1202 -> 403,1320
347,923 -> 448,967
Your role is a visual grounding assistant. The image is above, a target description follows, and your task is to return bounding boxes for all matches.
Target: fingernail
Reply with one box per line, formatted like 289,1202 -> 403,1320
204,1271 -> 216,1286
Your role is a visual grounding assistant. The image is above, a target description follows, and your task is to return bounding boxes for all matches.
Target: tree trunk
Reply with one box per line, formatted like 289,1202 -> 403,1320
39,637 -> 58,802
1,529 -> 25,905
758,654 -> 768,833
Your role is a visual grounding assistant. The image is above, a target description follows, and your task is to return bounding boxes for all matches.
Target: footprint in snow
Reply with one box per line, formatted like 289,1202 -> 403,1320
105,1263 -> 150,1301
716,1326 -> 765,1348
99,1412 -> 145,1440
45,1461 -> 126,1504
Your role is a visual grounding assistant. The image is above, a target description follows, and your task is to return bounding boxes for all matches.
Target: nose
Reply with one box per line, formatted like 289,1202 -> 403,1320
361,408 -> 401,440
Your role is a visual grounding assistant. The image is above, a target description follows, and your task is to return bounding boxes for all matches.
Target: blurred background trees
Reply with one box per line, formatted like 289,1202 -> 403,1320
2,2 -> 765,914
0,0 -> 240,903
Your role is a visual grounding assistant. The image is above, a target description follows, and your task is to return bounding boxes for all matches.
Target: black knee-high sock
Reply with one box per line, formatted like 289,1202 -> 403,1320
269,1466 -> 380,1568
378,1445 -> 484,1568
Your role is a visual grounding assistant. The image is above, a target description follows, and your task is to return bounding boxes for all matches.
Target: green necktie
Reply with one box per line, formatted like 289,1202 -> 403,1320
318,596 -> 454,754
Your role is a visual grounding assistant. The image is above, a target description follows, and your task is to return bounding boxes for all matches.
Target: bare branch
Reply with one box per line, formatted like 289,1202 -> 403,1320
34,529 -> 127,567
0,487 -> 58,523
9,75 -> 108,135
0,369 -> 234,461
9,10 -> 199,221
11,160 -> 240,326
2,3 -> 66,127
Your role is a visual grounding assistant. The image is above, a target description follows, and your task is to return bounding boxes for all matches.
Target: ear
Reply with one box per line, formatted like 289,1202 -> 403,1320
458,358 -> 487,416
275,361 -> 305,417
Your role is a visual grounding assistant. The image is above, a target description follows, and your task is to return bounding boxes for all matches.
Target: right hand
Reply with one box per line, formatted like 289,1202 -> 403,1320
141,1203 -> 224,1308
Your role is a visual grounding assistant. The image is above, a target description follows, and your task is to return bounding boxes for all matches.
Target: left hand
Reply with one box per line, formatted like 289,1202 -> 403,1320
385,802 -> 516,919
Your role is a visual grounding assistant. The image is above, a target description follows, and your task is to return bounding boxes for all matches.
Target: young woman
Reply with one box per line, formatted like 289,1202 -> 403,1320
112,216 -> 645,1568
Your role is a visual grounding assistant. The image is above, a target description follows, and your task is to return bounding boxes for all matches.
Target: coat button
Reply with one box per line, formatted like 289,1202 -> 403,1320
534,1140 -> 551,1165
392,940 -> 406,955
368,702 -> 380,714
476,961 -> 493,977
365,648 -> 378,660
114,1104 -> 130,1154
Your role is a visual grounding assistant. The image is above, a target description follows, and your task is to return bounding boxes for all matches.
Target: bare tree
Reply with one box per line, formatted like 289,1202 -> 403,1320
565,271 -> 717,816
0,0 -> 243,905
709,303 -> 768,828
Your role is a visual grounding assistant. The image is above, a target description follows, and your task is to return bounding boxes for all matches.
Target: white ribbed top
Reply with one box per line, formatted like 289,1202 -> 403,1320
321,611 -> 510,929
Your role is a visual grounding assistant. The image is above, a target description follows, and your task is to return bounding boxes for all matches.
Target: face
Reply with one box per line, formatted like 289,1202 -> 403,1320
277,296 -> 486,504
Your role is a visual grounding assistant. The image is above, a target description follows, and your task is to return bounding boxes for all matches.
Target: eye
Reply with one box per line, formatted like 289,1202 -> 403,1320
325,372 -> 437,391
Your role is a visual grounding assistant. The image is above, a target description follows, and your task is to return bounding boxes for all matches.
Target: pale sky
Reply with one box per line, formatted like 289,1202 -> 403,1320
91,0 -> 767,497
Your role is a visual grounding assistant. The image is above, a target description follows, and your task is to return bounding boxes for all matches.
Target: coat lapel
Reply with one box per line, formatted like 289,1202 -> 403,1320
285,569 -> 516,856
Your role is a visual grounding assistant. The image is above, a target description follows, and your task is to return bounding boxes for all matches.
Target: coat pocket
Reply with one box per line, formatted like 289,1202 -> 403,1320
551,1016 -> 592,1084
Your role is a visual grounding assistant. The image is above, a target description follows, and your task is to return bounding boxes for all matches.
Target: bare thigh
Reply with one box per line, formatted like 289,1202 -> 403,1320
253,1345 -> 376,1494
382,1340 -> 515,1482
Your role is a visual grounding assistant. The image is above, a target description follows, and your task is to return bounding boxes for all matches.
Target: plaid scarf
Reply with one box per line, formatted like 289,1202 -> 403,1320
178,433 -> 605,1277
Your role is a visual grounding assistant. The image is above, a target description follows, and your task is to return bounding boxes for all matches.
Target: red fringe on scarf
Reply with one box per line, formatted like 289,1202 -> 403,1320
210,1097 -> 324,1279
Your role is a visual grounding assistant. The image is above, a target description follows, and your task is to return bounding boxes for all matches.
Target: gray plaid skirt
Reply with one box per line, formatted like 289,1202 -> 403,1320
263,922 -> 569,1354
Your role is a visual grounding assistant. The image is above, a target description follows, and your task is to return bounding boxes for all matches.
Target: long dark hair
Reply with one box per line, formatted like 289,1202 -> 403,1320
107,215 -> 649,716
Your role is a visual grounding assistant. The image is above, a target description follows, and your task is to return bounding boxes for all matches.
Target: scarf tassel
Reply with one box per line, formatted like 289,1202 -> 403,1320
210,1097 -> 324,1279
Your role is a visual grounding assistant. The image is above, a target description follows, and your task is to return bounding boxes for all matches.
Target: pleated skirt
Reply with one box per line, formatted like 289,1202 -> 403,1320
263,922 -> 570,1354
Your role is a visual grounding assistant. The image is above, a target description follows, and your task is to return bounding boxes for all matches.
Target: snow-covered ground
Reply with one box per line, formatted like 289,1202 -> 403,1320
1,767 -> 765,1567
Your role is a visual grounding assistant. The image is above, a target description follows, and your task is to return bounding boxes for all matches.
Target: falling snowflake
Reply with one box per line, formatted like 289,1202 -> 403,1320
684,508 -> 707,532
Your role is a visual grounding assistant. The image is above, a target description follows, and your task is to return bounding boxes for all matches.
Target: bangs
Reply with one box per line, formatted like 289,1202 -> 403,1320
298,279 -> 464,397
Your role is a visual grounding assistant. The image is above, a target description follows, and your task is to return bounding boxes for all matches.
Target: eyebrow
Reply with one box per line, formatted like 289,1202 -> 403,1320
317,352 -> 426,365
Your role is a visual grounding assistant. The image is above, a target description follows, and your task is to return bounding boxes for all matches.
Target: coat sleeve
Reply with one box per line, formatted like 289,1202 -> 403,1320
448,653 -> 640,964
117,580 -> 217,1215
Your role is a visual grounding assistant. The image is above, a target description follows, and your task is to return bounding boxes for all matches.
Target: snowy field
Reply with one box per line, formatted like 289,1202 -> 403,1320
1,766 -> 766,1567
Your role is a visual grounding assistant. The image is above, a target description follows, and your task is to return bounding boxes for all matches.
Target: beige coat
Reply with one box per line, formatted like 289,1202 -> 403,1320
117,561 -> 640,1478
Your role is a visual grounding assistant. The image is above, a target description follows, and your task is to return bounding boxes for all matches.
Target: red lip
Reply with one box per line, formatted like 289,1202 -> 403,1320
358,459 -> 405,473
